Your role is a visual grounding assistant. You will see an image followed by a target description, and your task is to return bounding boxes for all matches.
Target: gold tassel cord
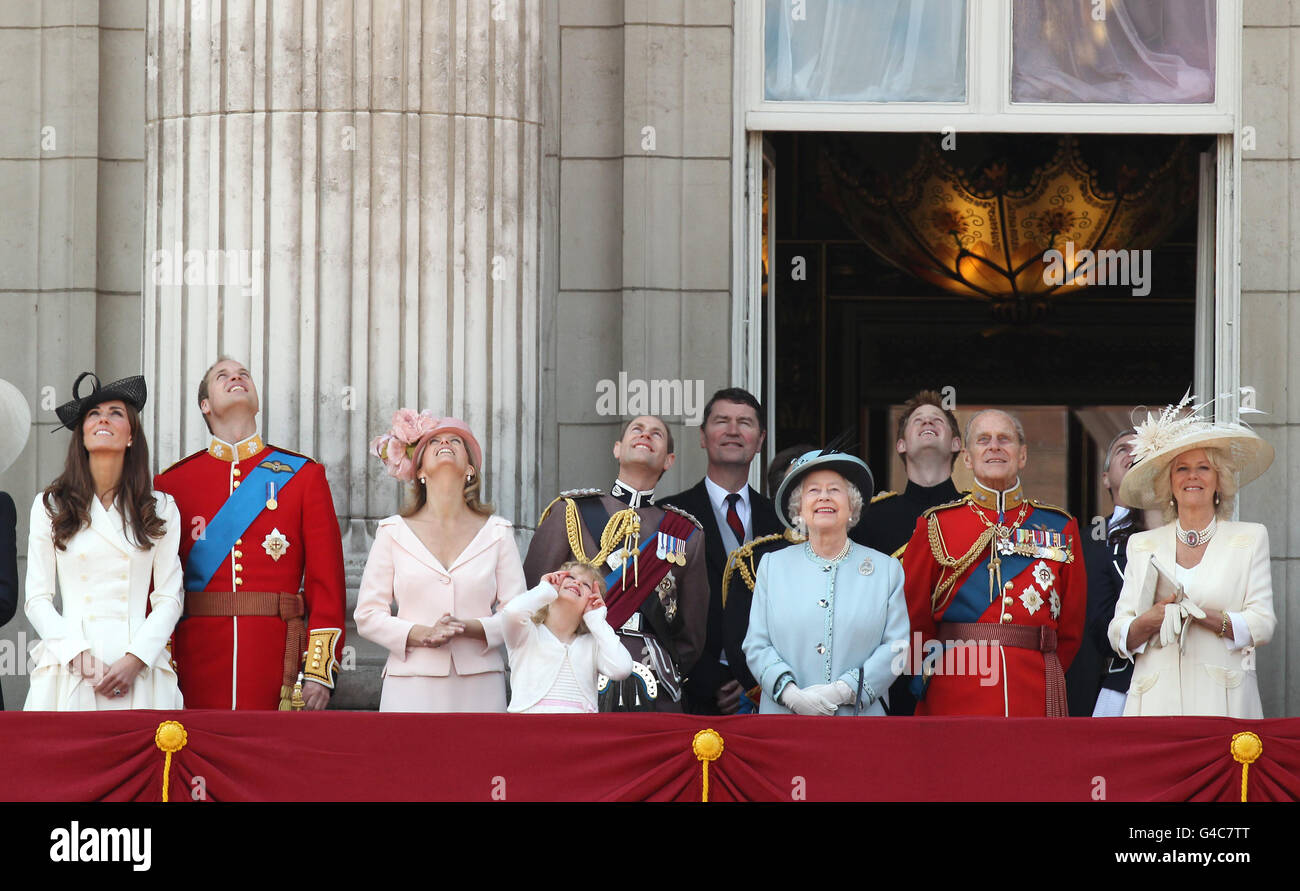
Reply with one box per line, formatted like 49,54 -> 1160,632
564,501 -> 641,569
693,729 -> 724,802
154,721 -> 188,803
1230,731 -> 1262,802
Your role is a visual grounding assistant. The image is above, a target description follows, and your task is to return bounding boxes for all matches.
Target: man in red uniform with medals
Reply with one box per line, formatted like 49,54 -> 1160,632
155,358 -> 347,710
902,409 -> 1085,716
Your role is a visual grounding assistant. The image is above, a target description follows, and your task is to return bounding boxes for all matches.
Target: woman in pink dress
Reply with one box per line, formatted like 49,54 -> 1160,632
355,410 -> 525,712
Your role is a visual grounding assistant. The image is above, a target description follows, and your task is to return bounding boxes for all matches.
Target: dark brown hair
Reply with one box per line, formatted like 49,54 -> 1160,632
897,390 -> 961,469
43,402 -> 166,551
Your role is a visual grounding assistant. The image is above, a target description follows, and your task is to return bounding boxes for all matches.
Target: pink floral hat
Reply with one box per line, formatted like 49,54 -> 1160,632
369,409 -> 483,481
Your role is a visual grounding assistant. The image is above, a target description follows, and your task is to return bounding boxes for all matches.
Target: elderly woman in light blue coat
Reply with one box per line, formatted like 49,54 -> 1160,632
743,449 -> 910,716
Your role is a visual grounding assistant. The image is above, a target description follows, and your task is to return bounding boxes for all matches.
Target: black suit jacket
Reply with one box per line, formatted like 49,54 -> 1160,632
0,492 -> 18,711
660,480 -> 782,714
1066,515 -> 1140,715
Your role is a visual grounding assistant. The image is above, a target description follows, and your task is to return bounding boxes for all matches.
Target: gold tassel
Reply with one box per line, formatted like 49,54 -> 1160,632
1230,731 -> 1262,802
692,729 -> 724,802
154,721 -> 188,802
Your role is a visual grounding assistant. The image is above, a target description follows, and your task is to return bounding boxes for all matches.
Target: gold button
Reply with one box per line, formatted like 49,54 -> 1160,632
81,574 -> 88,582
1001,613 -> 1013,623
234,550 -> 243,558
235,577 -> 243,586
1003,596 -> 1012,605
236,538 -> 243,546
232,467 -> 241,477
234,563 -> 243,572
1004,581 -> 1013,589
312,661 -> 320,668
84,596 -> 92,603
120,574 -> 127,581
233,481 -> 241,489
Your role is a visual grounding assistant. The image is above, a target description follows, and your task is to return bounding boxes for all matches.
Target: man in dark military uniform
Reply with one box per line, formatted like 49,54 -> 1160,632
851,390 -> 963,714
523,415 -> 709,712
853,390 -> 963,557
1070,428 -> 1145,716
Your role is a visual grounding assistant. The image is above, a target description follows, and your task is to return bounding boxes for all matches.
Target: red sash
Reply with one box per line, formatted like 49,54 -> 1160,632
603,511 -> 696,629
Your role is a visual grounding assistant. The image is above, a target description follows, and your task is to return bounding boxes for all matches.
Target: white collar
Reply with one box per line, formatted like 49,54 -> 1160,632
610,478 -> 655,507
703,476 -> 748,513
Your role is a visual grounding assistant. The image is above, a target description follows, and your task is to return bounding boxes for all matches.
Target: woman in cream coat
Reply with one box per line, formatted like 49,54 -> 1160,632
1108,409 -> 1275,718
356,412 -> 526,711
25,374 -> 184,711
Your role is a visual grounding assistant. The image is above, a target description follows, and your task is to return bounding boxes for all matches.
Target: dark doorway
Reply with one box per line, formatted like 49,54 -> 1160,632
768,131 -> 1211,521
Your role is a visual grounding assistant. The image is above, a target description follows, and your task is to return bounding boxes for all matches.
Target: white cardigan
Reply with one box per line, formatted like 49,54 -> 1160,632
485,581 -> 632,713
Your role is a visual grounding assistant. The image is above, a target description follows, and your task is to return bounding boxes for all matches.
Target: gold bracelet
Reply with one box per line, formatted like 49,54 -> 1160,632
1219,612 -> 1230,638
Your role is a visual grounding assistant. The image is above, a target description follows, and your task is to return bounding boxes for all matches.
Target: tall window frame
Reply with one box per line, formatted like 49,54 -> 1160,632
730,0 -> 1245,486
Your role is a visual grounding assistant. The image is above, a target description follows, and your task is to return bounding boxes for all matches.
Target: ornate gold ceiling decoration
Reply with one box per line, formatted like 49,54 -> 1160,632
819,135 -> 1200,321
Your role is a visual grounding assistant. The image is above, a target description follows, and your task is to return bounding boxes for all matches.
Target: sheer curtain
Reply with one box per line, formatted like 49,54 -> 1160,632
764,0 -> 967,102
1012,0 -> 1216,103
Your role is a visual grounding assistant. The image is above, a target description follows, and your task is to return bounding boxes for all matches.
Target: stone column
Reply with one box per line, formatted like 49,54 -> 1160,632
143,0 -> 544,706
0,0 -> 146,708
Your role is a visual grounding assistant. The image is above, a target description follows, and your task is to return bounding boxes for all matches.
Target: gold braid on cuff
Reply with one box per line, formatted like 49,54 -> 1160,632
303,627 -> 342,688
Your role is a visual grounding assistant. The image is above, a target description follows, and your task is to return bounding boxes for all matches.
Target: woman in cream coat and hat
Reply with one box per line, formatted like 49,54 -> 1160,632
1107,401 -> 1276,718
25,373 -> 184,711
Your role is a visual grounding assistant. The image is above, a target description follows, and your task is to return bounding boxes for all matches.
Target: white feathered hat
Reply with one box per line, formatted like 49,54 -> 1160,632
1119,392 -> 1274,510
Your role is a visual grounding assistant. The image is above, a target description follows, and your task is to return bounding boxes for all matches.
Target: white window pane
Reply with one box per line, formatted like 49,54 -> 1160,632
1013,0 -> 1215,104
765,0 -> 967,102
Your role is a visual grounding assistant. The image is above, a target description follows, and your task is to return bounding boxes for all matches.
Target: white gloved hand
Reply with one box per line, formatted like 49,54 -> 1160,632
803,680 -> 854,709
779,683 -> 837,716
1158,598 -> 1206,649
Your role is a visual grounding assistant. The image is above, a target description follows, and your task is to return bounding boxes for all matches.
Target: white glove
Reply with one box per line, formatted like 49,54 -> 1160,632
803,680 -> 854,709
779,683 -> 837,716
1158,597 -> 1206,650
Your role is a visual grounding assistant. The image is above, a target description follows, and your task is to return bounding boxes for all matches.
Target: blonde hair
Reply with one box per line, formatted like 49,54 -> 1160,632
400,461 -> 494,518
532,561 -> 606,634
1158,446 -> 1237,523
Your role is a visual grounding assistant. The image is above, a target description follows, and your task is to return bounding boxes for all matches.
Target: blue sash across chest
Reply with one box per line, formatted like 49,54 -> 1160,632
943,507 -> 1070,623
184,451 -> 307,591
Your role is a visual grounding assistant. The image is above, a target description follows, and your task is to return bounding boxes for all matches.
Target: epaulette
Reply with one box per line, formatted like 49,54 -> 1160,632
721,529 -> 801,607
870,490 -> 899,504
158,450 -> 205,475
921,495 -> 970,519
662,503 -> 703,531
1029,499 -> 1075,520
537,488 -> 606,526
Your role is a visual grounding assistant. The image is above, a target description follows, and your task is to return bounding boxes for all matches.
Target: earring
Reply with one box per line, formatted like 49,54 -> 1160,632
419,476 -> 426,484
465,473 -> 473,482
1169,498 -> 1175,506
1214,492 -> 1221,506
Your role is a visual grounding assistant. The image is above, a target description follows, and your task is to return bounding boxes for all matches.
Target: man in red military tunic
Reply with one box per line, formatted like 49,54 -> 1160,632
154,358 -> 346,710
902,409 -> 1085,716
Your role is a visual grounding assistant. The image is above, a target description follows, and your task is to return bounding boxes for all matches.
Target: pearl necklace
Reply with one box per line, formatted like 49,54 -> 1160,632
1176,517 -> 1216,548
806,539 -> 851,571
